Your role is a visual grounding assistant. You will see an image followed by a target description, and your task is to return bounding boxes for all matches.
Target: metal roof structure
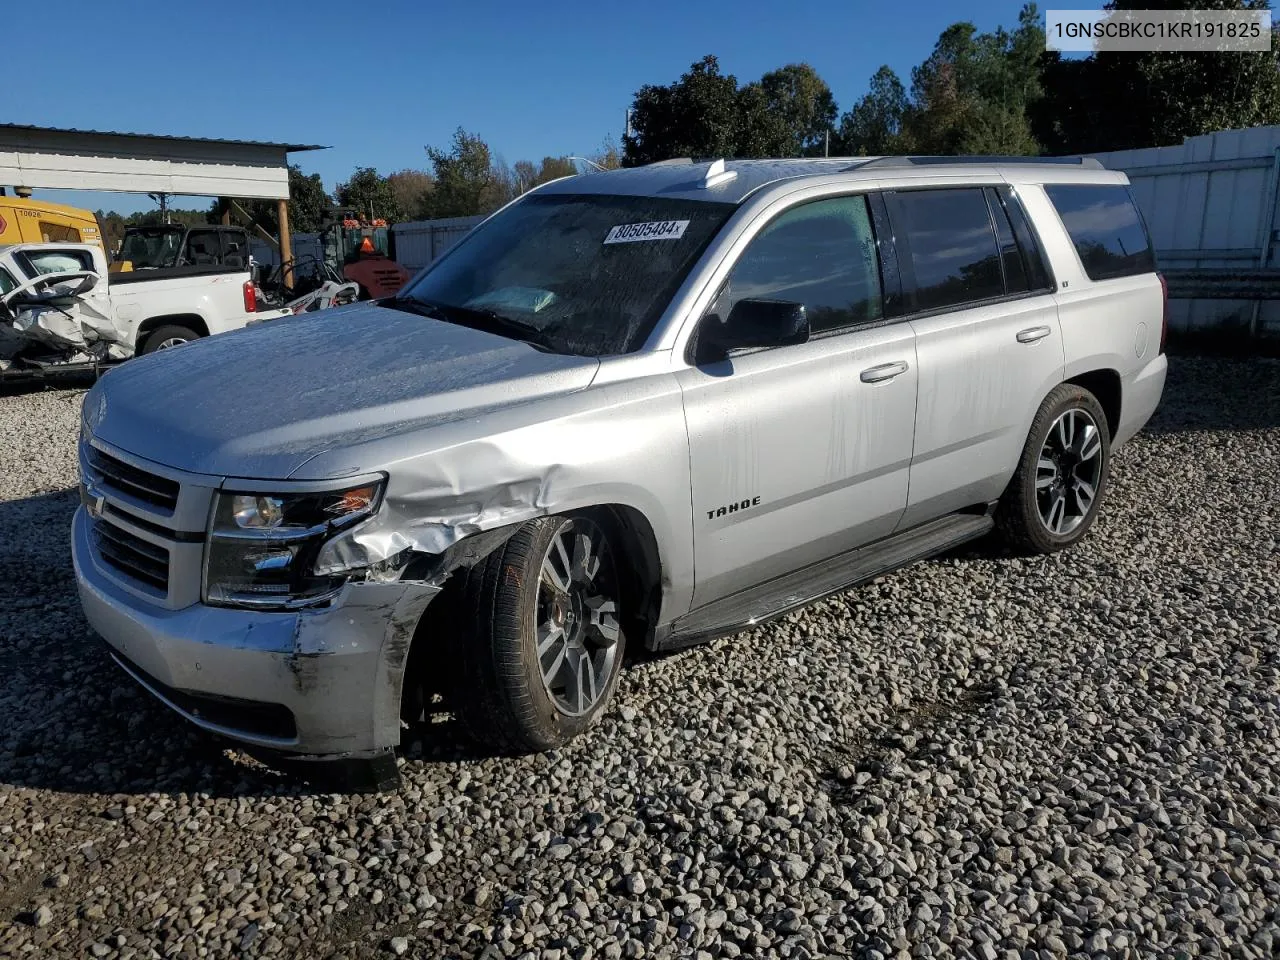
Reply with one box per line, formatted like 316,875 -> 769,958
0,124 -> 327,200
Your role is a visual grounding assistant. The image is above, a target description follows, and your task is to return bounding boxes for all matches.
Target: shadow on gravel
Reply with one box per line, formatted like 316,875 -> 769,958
1144,356 -> 1280,435
0,488 -> 494,800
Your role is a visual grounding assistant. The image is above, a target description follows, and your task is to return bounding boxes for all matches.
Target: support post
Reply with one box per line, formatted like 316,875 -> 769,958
218,198 -> 231,226
278,198 -> 293,290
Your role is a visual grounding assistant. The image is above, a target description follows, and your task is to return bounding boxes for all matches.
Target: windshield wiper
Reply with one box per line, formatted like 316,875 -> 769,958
378,295 -> 444,319
379,295 -> 559,352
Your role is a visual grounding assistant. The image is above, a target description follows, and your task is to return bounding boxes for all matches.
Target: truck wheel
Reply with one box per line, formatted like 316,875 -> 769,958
454,514 -> 627,753
997,383 -> 1112,554
139,324 -> 200,354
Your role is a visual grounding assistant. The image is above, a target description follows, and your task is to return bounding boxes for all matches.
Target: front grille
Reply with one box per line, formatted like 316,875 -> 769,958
88,448 -> 180,512
93,519 -> 170,593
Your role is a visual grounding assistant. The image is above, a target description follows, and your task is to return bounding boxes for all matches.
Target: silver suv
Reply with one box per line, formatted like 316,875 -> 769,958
73,156 -> 1168,784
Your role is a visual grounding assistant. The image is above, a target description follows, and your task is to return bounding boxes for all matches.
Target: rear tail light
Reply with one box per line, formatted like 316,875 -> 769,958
243,279 -> 257,314
1157,273 -> 1169,354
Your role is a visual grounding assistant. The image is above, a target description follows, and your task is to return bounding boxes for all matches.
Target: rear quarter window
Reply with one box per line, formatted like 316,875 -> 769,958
1044,184 -> 1155,281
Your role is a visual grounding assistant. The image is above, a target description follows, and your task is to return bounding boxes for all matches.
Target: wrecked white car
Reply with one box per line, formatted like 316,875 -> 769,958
72,157 -> 1167,788
0,241 -> 284,379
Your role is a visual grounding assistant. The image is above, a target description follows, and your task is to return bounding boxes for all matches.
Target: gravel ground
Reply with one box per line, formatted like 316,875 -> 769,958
1,356 -> 1278,960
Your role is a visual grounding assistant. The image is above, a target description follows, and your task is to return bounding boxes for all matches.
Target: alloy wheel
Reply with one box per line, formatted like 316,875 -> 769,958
535,518 -> 622,717
1035,407 -> 1104,536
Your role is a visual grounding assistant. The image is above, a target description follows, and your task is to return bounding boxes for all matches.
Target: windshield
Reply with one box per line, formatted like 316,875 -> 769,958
399,193 -> 735,356
117,228 -> 184,269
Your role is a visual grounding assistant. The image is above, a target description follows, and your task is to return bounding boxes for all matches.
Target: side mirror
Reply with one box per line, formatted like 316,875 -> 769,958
699,298 -> 809,360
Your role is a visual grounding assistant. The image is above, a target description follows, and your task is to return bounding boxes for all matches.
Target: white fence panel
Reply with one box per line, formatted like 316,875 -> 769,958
1089,125 -> 1280,337
391,216 -> 485,272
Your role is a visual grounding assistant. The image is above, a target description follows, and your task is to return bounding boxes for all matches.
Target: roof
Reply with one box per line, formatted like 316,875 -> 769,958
0,123 -> 325,153
537,155 -> 1108,205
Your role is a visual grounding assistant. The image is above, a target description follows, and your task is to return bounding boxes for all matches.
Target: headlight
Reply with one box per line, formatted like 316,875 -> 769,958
203,479 -> 385,609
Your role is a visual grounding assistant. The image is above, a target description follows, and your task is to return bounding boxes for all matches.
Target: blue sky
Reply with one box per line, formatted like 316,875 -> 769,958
4,0 -> 1025,215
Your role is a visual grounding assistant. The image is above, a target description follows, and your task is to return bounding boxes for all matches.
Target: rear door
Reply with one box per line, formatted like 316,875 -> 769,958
677,193 -> 919,607
887,185 -> 1065,529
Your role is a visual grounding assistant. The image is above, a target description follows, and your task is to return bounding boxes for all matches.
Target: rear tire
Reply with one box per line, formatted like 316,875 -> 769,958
139,324 -> 200,355
997,383 -> 1112,554
453,515 -> 627,753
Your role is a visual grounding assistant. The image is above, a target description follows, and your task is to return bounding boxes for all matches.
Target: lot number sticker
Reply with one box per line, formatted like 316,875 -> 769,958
604,220 -> 690,244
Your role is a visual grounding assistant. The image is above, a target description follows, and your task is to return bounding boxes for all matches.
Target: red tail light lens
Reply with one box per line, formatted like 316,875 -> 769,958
1157,273 -> 1169,354
243,279 -> 256,314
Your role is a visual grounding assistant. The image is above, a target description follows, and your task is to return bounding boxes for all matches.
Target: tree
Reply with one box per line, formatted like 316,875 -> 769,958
214,164 -> 329,236
900,6 -> 1044,156
283,166 -> 330,233
590,137 -> 624,171
623,55 -> 741,165
336,167 -> 401,222
386,169 -> 435,221
1034,0 -> 1280,153
757,64 -> 838,155
836,65 -> 909,155
424,128 -> 502,218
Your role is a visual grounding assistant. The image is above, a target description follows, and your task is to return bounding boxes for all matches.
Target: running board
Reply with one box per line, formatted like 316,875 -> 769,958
657,512 -> 994,651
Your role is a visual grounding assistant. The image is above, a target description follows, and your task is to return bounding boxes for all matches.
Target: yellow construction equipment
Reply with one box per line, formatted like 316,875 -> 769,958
0,196 -> 105,251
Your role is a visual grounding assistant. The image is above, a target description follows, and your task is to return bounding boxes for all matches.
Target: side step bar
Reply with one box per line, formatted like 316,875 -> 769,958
657,512 -> 994,651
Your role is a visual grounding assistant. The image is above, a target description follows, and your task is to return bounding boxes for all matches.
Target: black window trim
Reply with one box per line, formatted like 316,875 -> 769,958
883,185 -> 1059,323
13,248 -> 96,280
994,185 -> 1056,295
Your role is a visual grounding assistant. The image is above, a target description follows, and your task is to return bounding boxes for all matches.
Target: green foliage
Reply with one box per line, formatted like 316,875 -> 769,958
336,167 -> 401,222
759,64 -> 839,156
423,129 -> 499,218
1035,0 -> 1280,153
387,169 -> 435,221
836,66 -> 909,155
284,167 -> 330,233
210,164 -> 330,236
625,56 -> 840,163
624,56 -> 742,165
900,6 -> 1044,155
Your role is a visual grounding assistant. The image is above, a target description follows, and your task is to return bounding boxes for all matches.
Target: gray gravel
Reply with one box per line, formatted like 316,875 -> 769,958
1,356 -> 1278,959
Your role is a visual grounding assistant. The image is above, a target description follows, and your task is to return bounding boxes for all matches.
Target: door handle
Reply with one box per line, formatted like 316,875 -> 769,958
1016,325 -> 1051,344
860,360 -> 909,383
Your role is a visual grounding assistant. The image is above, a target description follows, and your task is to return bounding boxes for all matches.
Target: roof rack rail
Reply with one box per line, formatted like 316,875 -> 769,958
849,155 -> 1104,171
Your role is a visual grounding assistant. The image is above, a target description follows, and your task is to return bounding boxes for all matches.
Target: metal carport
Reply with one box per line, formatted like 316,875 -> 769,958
0,123 -> 325,277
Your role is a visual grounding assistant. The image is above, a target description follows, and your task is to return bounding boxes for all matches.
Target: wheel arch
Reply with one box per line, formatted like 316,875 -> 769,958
136,313 -> 210,344
1065,368 -> 1121,441
395,502 -> 668,734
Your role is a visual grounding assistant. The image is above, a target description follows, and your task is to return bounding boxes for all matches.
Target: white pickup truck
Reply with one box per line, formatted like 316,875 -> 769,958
0,241 -> 286,378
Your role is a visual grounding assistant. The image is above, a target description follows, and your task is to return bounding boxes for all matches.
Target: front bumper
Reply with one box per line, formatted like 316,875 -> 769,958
72,506 -> 439,758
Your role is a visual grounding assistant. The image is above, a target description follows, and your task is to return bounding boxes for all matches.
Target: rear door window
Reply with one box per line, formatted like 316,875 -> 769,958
889,188 -> 1004,312
1043,184 -> 1155,281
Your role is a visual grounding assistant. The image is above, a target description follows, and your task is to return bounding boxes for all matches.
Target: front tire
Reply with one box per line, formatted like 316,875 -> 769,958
454,515 -> 626,753
997,383 -> 1112,554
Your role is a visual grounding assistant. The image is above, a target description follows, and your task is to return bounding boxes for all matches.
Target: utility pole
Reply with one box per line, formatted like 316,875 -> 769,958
825,130 -> 830,158
625,109 -> 633,140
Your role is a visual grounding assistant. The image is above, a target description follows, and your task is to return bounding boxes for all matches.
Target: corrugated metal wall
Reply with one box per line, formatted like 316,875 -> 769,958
1089,126 -> 1280,336
391,215 -> 485,272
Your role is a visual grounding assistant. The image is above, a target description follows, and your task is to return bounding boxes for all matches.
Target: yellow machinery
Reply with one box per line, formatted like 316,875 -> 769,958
0,196 -> 105,251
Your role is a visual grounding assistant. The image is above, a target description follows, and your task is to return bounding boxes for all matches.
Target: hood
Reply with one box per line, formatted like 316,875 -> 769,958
84,303 -> 600,478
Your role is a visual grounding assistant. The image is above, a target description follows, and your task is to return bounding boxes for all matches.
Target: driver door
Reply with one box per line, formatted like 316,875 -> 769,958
676,194 -> 919,608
